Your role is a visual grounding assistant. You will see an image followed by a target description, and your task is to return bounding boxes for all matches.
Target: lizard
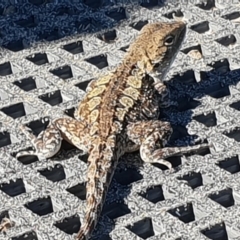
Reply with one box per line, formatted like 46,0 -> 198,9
16,21 -> 210,239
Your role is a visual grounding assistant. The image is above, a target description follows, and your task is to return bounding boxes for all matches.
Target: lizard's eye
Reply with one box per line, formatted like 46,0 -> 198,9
164,35 -> 175,46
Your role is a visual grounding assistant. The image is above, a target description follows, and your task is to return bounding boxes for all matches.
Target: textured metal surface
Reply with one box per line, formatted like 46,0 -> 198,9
1,0 -> 240,239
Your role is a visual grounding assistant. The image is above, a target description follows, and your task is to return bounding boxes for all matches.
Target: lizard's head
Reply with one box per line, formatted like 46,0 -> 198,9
126,21 -> 186,82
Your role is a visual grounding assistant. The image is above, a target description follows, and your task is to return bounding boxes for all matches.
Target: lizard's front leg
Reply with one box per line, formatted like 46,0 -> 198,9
127,120 -> 209,169
16,118 -> 89,159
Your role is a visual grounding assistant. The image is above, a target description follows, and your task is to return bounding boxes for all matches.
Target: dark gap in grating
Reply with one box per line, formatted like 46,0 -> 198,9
193,112 -> 217,127
61,139 -> 77,151
195,0 -> 215,10
222,11 -> 240,21
38,164 -> 66,182
3,40 -> 25,52
129,20 -> 149,31
39,28 -> 61,42
83,0 -> 103,8
181,45 -> 202,56
26,53 -> 49,66
153,156 -> 182,170
177,172 -> 203,189
204,83 -> 230,99
50,65 -> 73,80
114,168 -> 143,185
190,21 -> 209,34
25,196 -> 53,216
224,128 -> 240,142
185,145 -> 210,157
139,185 -> 165,203
164,10 -> 183,19
75,79 -> 92,91
173,70 -> 196,84
120,45 -> 129,52
127,218 -> 154,239
39,90 -> 63,106
97,30 -> 117,43
0,131 -> 11,147
67,183 -> 86,200
169,125 -> 190,142
209,188 -> 234,208
140,0 -> 162,9
0,62 -> 12,76
208,59 -> 230,74
54,215 -> 81,234
63,41 -> 84,54
0,179 -> 26,197
13,77 -> 37,91
26,118 -> 50,136
15,15 -> 37,28
55,6 -> 73,16
216,156 -> 240,174
177,97 -> 201,111
0,211 -> 10,222
103,203 -> 131,219
215,35 -> 236,47
230,101 -> 240,111
1,102 -> 26,119
201,222 -> 228,240
29,0 -> 53,5
105,7 -> 126,21
85,55 -> 108,69
168,203 -> 195,223
17,154 -> 39,165
12,231 -> 38,240
78,153 -> 89,163
64,107 -> 75,118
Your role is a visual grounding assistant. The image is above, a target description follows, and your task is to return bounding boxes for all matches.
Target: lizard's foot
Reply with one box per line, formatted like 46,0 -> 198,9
0,217 -> 15,233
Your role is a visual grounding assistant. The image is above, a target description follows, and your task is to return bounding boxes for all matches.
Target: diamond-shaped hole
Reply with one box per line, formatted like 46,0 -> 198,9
129,20 -> 149,31
209,188 -> 235,208
217,156 -> 240,174
181,45 -> 202,59
13,77 -> 37,91
105,7 -> 126,21
75,79 -> 92,91
83,0 -> 103,8
208,59 -> 230,74
12,231 -> 38,240
139,185 -> 165,204
25,196 -> 53,216
85,55 -> 108,69
0,132 -> 11,147
26,53 -> 49,66
177,172 -> 203,189
103,203 -> 131,219
3,40 -> 25,52
39,28 -> 61,42
25,118 -> 49,136
50,65 -> 73,80
17,150 -> 39,165
97,30 -> 117,43
168,203 -> 195,223
201,222 -> 228,240
39,90 -> 63,106
196,0 -> 215,10
63,41 -> 84,54
177,97 -> 201,111
1,102 -> 26,119
230,101 -> 240,111
173,70 -> 196,84
204,83 -> 230,99
215,35 -> 236,47
140,0 -> 161,9
224,128 -> 240,142
15,15 -> 37,28
190,21 -> 209,34
114,168 -> 143,185
0,62 -> 12,76
64,107 -> 75,118
38,164 -> 66,182
127,218 -> 155,239
0,179 -> 26,197
193,112 -> 217,127
67,183 -> 86,200
164,9 -> 183,19
222,12 -> 240,21
54,215 -> 81,235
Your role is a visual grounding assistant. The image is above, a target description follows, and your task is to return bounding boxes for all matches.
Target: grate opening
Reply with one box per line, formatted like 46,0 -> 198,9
224,128 -> 240,142
190,21 -> 210,34
82,0 -> 103,9
181,45 -> 202,59
216,156 -> 240,174
0,131 -> 11,147
169,125 -> 190,142
204,84 -> 230,99
75,79 -> 92,91
222,11 -> 240,21
25,118 -> 49,136
140,0 -> 161,9
208,188 -> 235,208
85,54 -> 108,69
201,222 -> 228,240
64,107 -> 75,118
39,90 -> 63,106
120,45 -> 129,52
164,9 -> 183,19
173,70 -> 196,84
0,211 -> 10,222
39,28 -> 61,42
208,59 -> 230,74
3,40 -> 25,52
129,20 -> 149,31
17,154 -> 39,165
67,183 -> 86,200
63,41 -> 84,54
230,100 -> 240,111
139,185 -> 165,204
177,172 -> 203,189
26,53 -> 49,66
25,196 -> 53,216
1,102 -> 26,119
50,65 -> 73,80
38,164 -> 66,182
114,168 -> 143,185
0,62 -> 12,76
97,30 -> 117,43
105,7 -> 126,21
177,97 -> 201,111
126,218 -> 155,239
195,0 -> 215,10
13,77 -> 37,91
215,35 -> 237,47
193,112 -> 217,127
15,15 -> 37,28
12,231 -> 38,240
54,215 -> 81,234
0,179 -> 26,197
103,202 -> 131,219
